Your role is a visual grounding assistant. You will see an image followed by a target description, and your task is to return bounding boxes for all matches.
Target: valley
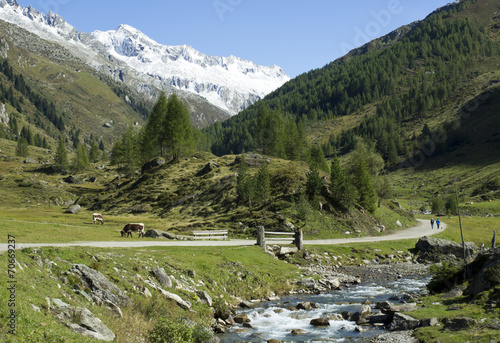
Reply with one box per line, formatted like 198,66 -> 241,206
0,0 -> 499,342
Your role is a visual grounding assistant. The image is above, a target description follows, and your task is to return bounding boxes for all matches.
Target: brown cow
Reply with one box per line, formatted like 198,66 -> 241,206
121,223 -> 145,238
92,213 -> 104,225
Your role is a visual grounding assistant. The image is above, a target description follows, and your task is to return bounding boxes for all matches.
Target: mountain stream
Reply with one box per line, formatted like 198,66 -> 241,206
219,275 -> 430,342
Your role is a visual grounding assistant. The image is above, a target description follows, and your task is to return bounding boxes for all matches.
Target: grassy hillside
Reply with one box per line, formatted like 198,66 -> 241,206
0,22 -> 146,150
204,0 -> 499,169
0,136 -> 416,243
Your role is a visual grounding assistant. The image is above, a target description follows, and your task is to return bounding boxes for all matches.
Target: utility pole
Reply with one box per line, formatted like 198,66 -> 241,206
455,179 -> 468,279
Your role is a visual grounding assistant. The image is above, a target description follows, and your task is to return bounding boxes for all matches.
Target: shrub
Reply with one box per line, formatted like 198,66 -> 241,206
148,317 -> 192,343
192,324 -> 213,343
212,298 -> 231,320
431,196 -> 445,215
427,261 -> 463,293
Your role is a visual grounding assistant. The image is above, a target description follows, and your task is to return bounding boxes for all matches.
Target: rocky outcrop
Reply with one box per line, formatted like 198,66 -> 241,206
415,236 -> 477,262
376,301 -> 417,314
296,301 -> 318,310
159,288 -> 191,310
152,267 -> 173,289
50,298 -> 115,341
68,264 -> 132,308
310,318 -> 330,326
233,314 -> 250,324
232,154 -> 271,167
0,102 -> 9,125
467,247 -> 500,297
64,204 -> 81,214
141,157 -> 165,174
388,313 -> 420,331
196,161 -> 219,177
144,230 -> 178,239
62,175 -> 82,184
196,291 -> 213,307
443,316 -> 476,331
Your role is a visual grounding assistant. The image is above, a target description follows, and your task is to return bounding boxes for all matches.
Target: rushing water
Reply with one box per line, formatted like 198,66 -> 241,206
219,275 -> 431,343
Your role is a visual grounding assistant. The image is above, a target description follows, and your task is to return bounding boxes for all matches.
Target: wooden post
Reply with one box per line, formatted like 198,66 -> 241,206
294,228 -> 303,251
257,226 -> 266,250
493,230 -> 496,249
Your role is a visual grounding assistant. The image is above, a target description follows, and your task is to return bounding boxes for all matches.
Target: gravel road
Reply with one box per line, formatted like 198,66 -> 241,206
0,219 -> 445,253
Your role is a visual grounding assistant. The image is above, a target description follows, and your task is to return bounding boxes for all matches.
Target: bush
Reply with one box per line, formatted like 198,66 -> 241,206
148,317 -> 192,343
192,324 -> 213,343
148,317 -> 213,343
427,261 -> 463,293
431,196 -> 445,215
445,195 -> 458,215
212,298 -> 231,320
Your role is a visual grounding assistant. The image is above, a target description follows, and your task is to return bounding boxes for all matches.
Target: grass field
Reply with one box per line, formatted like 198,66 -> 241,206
0,207 -> 178,243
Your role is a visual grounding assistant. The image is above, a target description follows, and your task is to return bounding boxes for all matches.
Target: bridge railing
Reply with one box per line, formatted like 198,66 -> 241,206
256,227 -> 303,251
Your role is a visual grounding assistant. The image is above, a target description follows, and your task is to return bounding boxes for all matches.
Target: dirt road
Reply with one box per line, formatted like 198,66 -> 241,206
0,219 -> 445,252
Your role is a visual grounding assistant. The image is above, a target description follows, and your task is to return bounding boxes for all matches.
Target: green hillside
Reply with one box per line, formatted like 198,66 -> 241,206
0,0 -> 499,236
204,0 -> 499,168
0,26 -> 148,152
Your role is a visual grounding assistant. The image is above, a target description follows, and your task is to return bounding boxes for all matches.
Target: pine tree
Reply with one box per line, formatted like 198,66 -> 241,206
121,126 -> 140,167
16,137 -> 29,157
163,94 -> 195,162
72,143 -> 90,172
329,155 -> 356,211
305,162 -> 323,209
310,146 -> 329,173
111,140 -> 124,166
256,104 -> 285,157
142,92 -> 168,159
54,136 -> 69,172
89,140 -> 101,163
254,162 -> 270,204
352,154 -> 377,213
236,155 -> 254,205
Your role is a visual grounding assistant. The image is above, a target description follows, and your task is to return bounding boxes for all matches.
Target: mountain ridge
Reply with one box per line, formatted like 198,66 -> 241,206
0,0 -> 290,117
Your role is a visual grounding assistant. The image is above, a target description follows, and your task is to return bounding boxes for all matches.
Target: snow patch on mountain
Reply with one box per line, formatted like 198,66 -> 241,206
0,1 -> 291,115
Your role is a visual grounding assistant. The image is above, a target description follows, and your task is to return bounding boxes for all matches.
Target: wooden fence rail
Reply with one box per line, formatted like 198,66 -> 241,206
257,227 -> 303,251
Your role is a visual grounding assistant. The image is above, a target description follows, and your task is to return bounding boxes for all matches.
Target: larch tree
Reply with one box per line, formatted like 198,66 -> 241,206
89,140 -> 101,163
72,142 -> 90,172
163,94 -> 195,162
236,155 -> 254,205
54,136 -> 69,172
253,162 -> 271,204
305,161 -> 323,209
16,137 -> 29,158
329,155 -> 356,211
352,153 -> 377,213
142,92 -> 168,159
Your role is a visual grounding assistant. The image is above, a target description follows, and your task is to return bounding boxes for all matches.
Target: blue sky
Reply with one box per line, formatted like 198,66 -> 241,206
16,0 -> 452,77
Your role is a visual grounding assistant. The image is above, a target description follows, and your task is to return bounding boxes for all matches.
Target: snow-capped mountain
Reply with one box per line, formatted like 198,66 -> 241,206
0,0 -> 290,116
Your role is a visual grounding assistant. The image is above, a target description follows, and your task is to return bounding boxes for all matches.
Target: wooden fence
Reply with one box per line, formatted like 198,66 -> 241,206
256,227 -> 303,251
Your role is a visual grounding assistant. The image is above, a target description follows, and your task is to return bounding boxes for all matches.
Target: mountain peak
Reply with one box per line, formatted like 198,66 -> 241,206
0,2 -> 290,116
0,0 -> 18,8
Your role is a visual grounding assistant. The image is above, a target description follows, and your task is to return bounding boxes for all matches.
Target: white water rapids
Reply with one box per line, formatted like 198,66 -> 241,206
219,275 -> 431,342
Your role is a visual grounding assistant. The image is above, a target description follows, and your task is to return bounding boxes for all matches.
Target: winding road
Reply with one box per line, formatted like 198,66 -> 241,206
0,219 -> 445,253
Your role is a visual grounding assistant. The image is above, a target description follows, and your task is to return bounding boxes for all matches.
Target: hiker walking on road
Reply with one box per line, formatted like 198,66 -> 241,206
436,218 -> 441,229
431,218 -> 435,229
